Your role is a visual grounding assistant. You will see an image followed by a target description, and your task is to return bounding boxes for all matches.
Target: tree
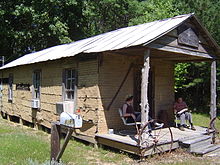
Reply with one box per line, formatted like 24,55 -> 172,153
0,0 -> 84,62
82,0 -> 144,36
173,0 -> 220,110
0,0 -> 219,111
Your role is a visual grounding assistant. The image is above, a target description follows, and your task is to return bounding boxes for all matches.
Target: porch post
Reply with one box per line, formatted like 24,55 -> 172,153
141,49 -> 150,128
210,60 -> 217,129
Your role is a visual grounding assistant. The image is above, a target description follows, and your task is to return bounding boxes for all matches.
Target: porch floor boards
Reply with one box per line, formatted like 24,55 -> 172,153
95,126 -> 209,156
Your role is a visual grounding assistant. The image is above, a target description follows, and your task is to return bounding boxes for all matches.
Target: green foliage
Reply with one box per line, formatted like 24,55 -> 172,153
0,0 -> 84,61
82,0 -> 143,36
129,0 -> 180,25
0,0 -> 219,112
174,63 -> 190,90
174,62 -> 211,110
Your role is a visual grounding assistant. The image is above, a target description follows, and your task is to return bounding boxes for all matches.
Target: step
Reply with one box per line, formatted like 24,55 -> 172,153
190,144 -> 213,153
179,135 -> 212,152
189,138 -> 212,152
191,144 -> 220,156
204,148 -> 220,157
179,134 -> 203,143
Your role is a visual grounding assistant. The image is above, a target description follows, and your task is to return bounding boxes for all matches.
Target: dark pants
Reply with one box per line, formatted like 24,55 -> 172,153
126,112 -> 141,123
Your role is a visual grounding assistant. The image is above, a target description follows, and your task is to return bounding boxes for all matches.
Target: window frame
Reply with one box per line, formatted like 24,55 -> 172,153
62,69 -> 77,101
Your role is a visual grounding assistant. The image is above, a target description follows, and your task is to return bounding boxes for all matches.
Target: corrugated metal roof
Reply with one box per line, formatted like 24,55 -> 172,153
1,13 -> 216,70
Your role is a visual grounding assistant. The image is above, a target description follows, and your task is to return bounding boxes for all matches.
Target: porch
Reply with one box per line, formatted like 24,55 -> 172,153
95,17 -> 219,157
96,126 -> 212,156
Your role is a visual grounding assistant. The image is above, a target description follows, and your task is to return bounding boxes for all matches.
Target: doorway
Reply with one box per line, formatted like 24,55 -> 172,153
133,65 -> 155,118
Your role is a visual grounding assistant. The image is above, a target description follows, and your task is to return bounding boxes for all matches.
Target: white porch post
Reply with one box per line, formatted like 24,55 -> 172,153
210,60 -> 217,129
141,49 -> 150,128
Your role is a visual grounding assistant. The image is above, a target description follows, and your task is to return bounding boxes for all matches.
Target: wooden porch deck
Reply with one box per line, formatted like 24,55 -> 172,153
95,126 -> 211,156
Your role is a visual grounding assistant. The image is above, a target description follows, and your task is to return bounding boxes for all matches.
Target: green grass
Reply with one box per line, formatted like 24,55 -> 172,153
0,118 -> 132,165
0,114 -> 220,165
192,112 -> 220,131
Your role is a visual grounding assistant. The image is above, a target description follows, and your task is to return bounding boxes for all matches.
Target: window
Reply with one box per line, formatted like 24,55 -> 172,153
8,74 -> 13,101
63,69 -> 76,100
33,70 -> 41,99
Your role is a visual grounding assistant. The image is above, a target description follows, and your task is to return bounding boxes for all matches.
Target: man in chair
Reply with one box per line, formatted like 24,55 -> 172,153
174,97 -> 196,131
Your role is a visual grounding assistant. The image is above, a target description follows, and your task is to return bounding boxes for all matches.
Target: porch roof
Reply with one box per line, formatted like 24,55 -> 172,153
1,13 -> 219,70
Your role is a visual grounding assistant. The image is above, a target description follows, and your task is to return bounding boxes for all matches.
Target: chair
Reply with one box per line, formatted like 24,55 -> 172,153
118,108 -> 141,126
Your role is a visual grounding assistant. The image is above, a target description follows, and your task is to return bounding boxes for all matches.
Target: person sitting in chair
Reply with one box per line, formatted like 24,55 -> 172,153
174,97 -> 196,131
121,95 -> 164,129
122,95 -> 141,123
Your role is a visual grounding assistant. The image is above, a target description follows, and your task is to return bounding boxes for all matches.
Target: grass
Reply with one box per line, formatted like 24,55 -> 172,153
192,112 -> 220,131
0,122 -> 50,165
0,118 -> 133,165
0,114 -> 220,165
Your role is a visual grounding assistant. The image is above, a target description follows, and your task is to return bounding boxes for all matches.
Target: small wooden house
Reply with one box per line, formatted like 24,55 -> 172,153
0,14 -> 219,154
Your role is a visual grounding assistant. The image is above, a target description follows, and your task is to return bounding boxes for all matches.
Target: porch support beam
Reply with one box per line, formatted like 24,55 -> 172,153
141,49 -> 150,127
210,60 -> 217,129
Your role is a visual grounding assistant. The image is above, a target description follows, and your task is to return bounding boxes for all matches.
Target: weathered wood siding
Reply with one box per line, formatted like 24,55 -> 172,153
148,24 -> 216,60
77,58 -> 100,136
0,56 -> 100,137
1,60 -> 68,128
152,59 -> 175,122
97,53 -> 142,133
0,53 -> 176,136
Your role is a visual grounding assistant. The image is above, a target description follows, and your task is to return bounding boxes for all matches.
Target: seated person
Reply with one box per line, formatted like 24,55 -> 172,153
122,95 -> 141,123
121,95 -> 163,129
174,97 -> 196,131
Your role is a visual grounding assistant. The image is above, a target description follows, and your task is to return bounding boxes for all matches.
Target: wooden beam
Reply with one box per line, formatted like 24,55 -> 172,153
141,50 -> 150,127
51,122 -> 61,161
147,43 -> 215,59
56,128 -> 74,161
210,60 -> 217,129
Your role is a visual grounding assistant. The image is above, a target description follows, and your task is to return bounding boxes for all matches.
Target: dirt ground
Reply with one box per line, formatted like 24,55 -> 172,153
138,149 -> 220,165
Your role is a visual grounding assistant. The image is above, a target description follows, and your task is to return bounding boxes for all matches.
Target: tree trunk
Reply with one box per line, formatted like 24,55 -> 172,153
210,60 -> 217,129
141,49 -> 150,133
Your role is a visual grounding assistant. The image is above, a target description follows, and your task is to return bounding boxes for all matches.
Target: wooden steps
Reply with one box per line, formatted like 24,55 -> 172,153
204,148 -> 220,157
179,135 -> 212,152
179,134 -> 220,156
192,144 -> 220,156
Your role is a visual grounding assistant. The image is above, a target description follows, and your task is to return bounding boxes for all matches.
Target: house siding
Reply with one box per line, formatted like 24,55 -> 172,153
0,53 -> 176,138
0,56 -> 100,137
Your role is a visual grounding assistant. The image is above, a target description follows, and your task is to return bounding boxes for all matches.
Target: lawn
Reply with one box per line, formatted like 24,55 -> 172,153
0,113 -> 220,165
192,112 -> 220,131
0,117 -> 133,165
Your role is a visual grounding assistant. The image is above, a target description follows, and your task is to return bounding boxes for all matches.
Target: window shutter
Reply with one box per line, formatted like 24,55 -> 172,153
75,70 -> 78,87
8,74 -> 13,101
74,70 -> 78,108
39,71 -> 41,99
62,69 -> 66,101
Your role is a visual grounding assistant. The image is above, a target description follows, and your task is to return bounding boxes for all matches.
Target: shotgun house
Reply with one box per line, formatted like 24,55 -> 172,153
0,13 -> 219,156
